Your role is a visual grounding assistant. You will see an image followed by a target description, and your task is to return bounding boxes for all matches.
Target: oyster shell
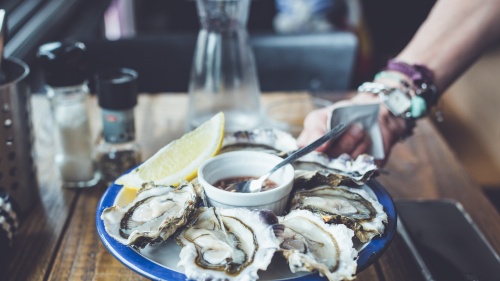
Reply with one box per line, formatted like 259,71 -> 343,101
220,128 -> 298,156
290,170 -> 387,244
222,129 -> 377,183
277,209 -> 357,281
292,153 -> 377,184
101,181 -> 199,248
176,207 -> 280,281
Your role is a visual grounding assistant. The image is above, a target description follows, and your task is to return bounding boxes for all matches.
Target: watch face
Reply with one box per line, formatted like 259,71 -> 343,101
382,89 -> 411,116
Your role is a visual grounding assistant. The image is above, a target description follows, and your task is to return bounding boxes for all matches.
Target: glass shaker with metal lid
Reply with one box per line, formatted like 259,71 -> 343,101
95,68 -> 141,184
37,40 -> 100,188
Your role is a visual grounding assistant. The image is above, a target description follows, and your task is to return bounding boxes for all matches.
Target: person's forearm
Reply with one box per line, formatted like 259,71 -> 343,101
396,0 -> 500,92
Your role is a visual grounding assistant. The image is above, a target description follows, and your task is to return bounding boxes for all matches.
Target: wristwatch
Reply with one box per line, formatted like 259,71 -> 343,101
357,81 -> 417,140
386,59 -> 439,109
357,82 -> 413,118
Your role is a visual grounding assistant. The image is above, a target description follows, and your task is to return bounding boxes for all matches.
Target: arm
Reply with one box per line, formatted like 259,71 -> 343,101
299,0 -> 500,164
397,0 -> 500,92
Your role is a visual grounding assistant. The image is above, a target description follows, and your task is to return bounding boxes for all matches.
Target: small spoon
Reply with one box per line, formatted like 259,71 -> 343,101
225,123 -> 347,193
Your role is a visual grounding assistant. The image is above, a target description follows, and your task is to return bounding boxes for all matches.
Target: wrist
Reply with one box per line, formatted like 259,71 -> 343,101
356,80 -> 417,141
360,59 -> 438,122
373,70 -> 412,88
384,59 -> 439,110
353,89 -> 414,143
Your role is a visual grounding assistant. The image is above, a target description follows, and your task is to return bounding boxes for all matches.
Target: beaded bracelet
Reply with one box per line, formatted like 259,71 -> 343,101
385,59 -> 439,108
373,71 -> 427,119
387,60 -> 433,84
357,60 -> 438,140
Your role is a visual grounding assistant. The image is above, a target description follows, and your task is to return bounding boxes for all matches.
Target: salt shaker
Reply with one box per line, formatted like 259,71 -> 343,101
37,41 -> 100,188
95,68 -> 141,184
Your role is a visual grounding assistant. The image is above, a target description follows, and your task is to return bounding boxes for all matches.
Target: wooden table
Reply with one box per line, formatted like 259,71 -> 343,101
7,93 -> 500,280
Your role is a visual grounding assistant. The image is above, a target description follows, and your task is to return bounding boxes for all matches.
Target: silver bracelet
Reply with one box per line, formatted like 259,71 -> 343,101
357,82 -> 413,119
358,82 -> 416,141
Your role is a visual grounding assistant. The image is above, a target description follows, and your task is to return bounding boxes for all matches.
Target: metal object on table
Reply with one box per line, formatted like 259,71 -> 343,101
397,217 -> 435,281
0,10 -> 5,65
225,123 -> 347,193
0,9 -> 6,83
0,58 -> 38,213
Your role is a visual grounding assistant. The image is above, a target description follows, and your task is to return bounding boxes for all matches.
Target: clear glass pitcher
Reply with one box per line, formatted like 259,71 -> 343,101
187,0 -> 261,132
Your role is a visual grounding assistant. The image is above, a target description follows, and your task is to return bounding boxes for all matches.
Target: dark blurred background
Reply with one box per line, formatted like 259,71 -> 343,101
2,0 -> 436,91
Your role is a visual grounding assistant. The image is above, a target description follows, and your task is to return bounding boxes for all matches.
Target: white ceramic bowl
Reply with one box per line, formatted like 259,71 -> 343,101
198,151 -> 295,215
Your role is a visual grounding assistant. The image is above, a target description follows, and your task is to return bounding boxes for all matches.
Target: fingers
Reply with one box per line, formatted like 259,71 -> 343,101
326,123 -> 369,157
297,127 -> 331,153
298,103 -> 373,157
297,106 -> 332,152
298,95 -> 414,167
351,132 -> 372,158
378,106 -> 407,154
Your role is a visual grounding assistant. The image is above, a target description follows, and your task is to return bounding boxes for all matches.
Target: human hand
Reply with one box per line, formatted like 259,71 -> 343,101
297,93 -> 410,166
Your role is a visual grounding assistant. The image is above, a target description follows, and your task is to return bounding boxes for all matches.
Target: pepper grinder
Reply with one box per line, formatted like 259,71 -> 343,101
37,41 -> 100,188
95,68 -> 141,184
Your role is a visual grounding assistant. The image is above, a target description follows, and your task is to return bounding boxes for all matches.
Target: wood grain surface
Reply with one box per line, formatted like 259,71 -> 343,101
6,93 -> 500,281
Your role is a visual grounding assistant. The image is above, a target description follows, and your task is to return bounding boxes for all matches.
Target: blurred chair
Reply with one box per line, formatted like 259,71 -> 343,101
82,31 -> 358,93
252,32 -> 358,92
83,34 -> 197,93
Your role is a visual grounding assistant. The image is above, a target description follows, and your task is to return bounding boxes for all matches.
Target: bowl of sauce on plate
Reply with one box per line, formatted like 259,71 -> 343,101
198,151 -> 294,215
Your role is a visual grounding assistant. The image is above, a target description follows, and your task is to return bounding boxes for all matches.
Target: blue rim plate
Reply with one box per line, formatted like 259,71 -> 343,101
96,179 -> 396,281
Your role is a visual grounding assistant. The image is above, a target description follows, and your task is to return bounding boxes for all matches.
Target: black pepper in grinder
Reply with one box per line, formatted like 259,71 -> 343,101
95,68 -> 141,184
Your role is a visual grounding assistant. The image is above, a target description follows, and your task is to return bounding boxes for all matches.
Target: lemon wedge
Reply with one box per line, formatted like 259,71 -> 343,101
116,112 -> 225,190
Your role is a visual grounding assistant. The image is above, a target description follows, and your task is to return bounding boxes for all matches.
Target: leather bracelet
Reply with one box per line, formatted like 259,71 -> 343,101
386,59 -> 434,86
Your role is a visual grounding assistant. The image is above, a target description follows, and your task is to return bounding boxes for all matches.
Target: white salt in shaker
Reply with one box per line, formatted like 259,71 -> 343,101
37,41 -> 100,188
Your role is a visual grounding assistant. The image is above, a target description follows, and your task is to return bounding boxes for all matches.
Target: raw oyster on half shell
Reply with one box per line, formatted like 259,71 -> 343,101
277,209 -> 357,281
176,207 -> 280,281
292,152 -> 377,184
290,170 -> 387,244
101,181 -> 200,248
220,128 -> 298,156
222,129 -> 377,183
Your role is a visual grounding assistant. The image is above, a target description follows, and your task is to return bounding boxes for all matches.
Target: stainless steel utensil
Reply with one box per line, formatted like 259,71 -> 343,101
0,9 -> 6,82
225,123 -> 347,193
0,14 -> 39,212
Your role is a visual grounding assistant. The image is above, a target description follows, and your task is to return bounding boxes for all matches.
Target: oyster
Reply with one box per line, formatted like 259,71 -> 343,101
176,207 -> 280,281
290,170 -> 387,244
222,129 -> 377,183
101,181 -> 199,248
277,210 -> 357,281
220,128 -> 298,156
292,153 -> 377,184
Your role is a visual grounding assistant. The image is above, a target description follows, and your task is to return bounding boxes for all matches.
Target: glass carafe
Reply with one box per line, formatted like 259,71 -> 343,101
187,0 -> 261,132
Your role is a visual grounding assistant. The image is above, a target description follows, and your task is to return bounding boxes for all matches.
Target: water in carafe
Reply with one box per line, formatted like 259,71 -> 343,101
187,0 -> 262,132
